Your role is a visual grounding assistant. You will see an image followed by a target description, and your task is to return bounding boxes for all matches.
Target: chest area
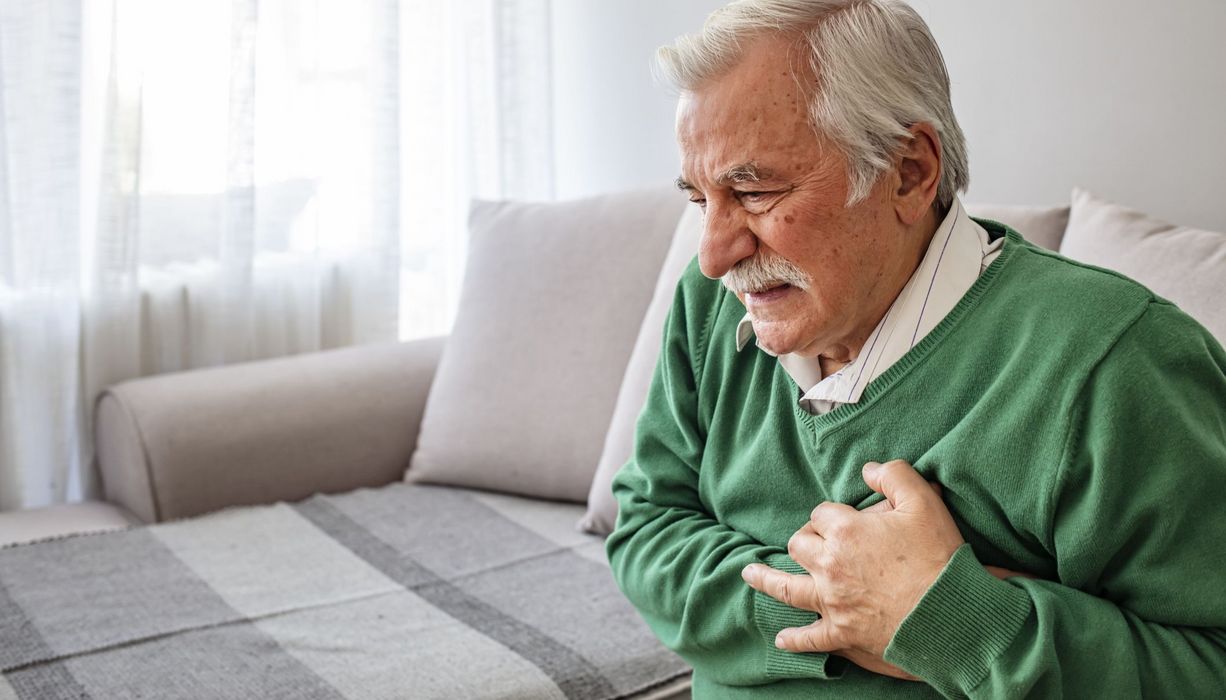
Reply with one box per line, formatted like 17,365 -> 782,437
695,359 -> 1058,572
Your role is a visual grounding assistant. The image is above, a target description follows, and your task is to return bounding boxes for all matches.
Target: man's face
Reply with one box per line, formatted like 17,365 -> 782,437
676,35 -> 912,360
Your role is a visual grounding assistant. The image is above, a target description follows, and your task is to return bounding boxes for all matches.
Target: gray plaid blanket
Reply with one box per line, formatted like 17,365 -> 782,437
0,483 -> 689,699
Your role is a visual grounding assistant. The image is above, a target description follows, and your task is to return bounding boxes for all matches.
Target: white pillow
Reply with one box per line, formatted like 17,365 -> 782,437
966,204 -> 1070,252
1060,188 -> 1226,344
407,188 -> 685,503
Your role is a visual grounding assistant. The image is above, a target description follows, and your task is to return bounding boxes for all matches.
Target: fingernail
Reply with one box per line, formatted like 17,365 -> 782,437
774,634 -> 785,648
864,461 -> 881,472
741,565 -> 756,583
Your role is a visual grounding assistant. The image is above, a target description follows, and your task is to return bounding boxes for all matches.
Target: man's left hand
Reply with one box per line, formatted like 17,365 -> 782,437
741,460 -> 965,666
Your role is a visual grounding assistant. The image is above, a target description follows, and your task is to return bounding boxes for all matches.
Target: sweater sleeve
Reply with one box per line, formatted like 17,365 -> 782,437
605,273 -> 846,686
883,301 -> 1226,698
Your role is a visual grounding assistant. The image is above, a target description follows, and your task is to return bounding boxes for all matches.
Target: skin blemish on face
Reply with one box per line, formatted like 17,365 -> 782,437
785,215 -> 795,225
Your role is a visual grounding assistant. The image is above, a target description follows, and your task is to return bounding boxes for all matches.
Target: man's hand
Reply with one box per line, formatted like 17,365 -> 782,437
741,460 -> 966,679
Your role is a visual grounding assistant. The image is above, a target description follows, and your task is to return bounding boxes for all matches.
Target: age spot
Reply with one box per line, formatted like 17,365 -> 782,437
784,215 -> 795,225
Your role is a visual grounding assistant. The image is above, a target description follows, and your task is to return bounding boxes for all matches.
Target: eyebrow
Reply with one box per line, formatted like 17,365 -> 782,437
675,163 -> 777,192
717,163 -> 775,185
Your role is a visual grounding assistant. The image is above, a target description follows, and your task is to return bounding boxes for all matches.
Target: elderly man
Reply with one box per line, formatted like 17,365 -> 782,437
605,1 -> 1226,698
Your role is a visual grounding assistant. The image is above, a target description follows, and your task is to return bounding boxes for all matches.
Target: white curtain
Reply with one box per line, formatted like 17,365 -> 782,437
398,0 -> 554,336
0,0 -> 555,512
2,0 -> 402,510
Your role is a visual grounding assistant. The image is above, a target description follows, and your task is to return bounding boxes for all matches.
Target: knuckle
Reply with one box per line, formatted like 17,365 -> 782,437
824,519 -> 850,540
796,629 -> 818,651
810,500 -> 833,521
829,620 -> 853,646
818,621 -> 840,643
880,460 -> 904,475
806,626 -> 836,652
884,459 -> 913,474
787,533 -> 804,559
777,577 -> 793,602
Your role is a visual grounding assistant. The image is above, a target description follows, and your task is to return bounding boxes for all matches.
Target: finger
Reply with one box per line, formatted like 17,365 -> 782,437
808,500 -> 857,537
775,620 -> 839,653
861,481 -> 941,513
741,565 -> 819,610
787,528 -> 825,565
985,565 -> 1038,581
862,460 -> 934,510
862,498 -> 893,513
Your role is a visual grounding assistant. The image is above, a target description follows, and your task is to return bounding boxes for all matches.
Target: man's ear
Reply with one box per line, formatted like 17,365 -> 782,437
892,122 -> 942,226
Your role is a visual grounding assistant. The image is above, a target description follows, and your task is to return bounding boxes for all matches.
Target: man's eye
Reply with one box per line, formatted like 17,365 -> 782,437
737,191 -> 772,202
689,198 -> 707,209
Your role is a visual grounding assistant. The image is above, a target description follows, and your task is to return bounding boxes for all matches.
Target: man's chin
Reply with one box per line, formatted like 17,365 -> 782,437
749,317 -> 827,358
750,326 -> 803,357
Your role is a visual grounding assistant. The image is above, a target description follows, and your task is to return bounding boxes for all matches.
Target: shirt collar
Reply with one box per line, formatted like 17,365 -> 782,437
735,198 -> 1002,412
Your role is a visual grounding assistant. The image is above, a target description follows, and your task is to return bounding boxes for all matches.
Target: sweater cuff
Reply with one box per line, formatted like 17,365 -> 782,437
752,553 -> 848,680
884,543 -> 1032,696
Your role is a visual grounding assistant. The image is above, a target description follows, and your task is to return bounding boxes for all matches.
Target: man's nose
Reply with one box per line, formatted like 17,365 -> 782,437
698,200 -> 757,280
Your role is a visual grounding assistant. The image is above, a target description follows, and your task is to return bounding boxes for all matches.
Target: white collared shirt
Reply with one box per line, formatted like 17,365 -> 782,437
736,198 -> 1003,415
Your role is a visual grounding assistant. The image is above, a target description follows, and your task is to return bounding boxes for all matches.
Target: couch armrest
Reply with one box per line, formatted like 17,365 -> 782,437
95,337 -> 447,523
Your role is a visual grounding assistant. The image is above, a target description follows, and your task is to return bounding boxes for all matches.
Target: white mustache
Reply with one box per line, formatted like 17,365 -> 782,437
722,254 -> 811,295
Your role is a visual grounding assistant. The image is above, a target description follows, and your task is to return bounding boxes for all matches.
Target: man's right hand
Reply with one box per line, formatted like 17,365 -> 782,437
861,483 -> 1036,586
808,483 -> 1034,681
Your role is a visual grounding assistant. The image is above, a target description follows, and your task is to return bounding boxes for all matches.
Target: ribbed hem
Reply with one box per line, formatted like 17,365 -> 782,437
884,543 -> 1032,696
752,553 -> 847,680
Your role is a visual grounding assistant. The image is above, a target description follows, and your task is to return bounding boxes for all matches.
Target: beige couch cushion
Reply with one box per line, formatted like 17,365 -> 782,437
581,205 -> 703,534
0,502 -> 138,548
1060,189 -> 1226,343
407,188 -> 685,502
967,203 -> 1070,252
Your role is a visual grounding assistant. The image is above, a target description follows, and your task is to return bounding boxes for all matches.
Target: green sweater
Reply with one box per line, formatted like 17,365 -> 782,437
606,225 -> 1226,699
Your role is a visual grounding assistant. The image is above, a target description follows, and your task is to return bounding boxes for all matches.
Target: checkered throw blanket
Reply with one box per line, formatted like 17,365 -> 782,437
0,484 -> 689,699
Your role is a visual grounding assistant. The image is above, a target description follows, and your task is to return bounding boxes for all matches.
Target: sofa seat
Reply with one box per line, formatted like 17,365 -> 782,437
0,501 -> 139,549
0,482 -> 690,700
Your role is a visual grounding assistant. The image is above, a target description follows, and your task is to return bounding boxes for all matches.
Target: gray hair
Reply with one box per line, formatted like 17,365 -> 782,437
657,0 -> 969,208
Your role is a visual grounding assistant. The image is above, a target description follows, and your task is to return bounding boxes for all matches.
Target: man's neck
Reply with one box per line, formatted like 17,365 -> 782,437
815,207 -> 944,377
819,355 -> 848,378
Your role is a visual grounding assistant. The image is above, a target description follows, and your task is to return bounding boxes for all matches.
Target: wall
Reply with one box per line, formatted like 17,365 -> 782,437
550,0 -> 725,201
550,0 -> 1226,231
915,0 -> 1226,230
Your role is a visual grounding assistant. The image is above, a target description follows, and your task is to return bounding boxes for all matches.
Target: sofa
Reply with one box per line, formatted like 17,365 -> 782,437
1,185 -> 1223,699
